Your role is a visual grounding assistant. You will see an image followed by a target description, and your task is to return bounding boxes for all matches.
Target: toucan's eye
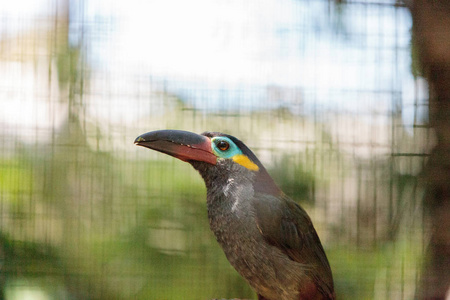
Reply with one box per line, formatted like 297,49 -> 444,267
216,140 -> 229,151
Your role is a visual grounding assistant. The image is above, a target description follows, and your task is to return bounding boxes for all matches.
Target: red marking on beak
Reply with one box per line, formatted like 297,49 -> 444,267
135,130 -> 217,165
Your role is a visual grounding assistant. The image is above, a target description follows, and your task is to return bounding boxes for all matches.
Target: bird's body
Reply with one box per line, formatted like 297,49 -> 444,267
135,130 -> 335,300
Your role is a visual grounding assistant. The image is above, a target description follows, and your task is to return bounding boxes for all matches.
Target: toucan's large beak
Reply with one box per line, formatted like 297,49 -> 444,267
134,130 -> 217,165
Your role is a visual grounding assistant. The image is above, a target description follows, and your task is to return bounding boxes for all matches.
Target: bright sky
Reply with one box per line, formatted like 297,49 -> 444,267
79,0 -> 417,117
0,0 -> 421,133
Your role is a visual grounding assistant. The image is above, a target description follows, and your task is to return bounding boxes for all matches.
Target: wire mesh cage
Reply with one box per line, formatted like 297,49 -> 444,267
0,0 -> 438,299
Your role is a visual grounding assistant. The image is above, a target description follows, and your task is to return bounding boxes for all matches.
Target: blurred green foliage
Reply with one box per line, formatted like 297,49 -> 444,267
1,152 -> 255,299
268,155 -> 316,204
1,139 -> 422,299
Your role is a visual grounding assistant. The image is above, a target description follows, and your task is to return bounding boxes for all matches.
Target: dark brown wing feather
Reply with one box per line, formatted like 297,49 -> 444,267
254,193 -> 335,299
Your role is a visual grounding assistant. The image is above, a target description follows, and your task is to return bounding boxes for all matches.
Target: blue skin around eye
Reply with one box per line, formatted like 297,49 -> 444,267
211,137 -> 243,159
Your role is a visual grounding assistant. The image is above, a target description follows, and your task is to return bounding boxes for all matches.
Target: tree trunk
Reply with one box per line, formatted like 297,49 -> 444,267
411,1 -> 450,299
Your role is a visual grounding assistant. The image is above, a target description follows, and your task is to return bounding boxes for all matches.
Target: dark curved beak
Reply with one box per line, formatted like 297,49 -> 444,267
134,130 -> 217,165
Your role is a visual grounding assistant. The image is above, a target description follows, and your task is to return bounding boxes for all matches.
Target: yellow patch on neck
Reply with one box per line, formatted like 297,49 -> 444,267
232,154 -> 259,171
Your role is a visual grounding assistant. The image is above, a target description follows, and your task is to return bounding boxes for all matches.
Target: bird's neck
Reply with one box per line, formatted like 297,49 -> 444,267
191,160 -> 255,215
191,159 -> 281,195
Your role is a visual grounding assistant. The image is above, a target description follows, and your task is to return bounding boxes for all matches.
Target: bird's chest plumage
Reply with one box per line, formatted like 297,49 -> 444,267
207,178 -> 257,247
206,180 -> 293,299
199,161 -> 307,300
207,179 -> 262,269
207,195 -> 272,291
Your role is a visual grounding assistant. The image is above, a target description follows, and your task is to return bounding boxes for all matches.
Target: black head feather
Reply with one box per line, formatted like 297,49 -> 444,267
201,131 -> 281,195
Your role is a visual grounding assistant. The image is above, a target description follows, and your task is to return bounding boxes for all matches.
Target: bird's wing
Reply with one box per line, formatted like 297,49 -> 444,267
253,193 -> 334,298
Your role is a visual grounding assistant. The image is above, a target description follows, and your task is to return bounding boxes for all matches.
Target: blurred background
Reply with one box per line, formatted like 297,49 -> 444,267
1,0 -> 447,299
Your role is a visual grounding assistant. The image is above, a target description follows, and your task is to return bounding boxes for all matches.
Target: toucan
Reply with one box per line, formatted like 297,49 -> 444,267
135,130 -> 335,300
